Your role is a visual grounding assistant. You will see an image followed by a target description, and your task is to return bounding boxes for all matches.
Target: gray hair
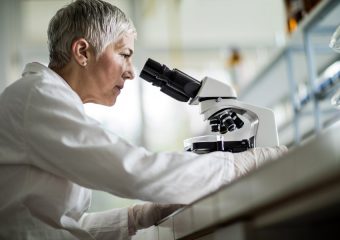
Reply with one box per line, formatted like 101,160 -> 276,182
48,0 -> 136,69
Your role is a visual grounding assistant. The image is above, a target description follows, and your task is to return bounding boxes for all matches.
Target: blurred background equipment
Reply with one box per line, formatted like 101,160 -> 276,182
284,0 -> 322,33
329,25 -> 340,110
329,25 -> 340,52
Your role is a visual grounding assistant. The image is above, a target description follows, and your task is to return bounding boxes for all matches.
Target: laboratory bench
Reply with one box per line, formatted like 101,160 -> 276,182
132,121 -> 340,240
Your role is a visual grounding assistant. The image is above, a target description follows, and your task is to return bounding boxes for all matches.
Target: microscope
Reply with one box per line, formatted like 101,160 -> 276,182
140,58 -> 279,153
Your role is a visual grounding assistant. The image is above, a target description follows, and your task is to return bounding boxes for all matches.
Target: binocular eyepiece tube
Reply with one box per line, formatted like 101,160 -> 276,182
139,58 -> 201,102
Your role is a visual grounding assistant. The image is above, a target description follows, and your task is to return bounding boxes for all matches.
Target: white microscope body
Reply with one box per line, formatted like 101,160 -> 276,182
140,58 -> 279,153
189,77 -> 279,148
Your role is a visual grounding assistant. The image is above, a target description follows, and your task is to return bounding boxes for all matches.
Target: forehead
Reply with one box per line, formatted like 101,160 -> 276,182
114,33 -> 135,51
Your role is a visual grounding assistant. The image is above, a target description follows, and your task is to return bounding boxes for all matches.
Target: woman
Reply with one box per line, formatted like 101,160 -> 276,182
0,0 -> 286,239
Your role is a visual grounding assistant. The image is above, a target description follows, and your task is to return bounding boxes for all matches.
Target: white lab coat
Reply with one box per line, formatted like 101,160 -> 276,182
0,63 -> 235,239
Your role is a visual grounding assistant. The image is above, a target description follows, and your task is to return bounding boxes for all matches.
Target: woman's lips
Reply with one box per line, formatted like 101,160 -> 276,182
114,85 -> 123,95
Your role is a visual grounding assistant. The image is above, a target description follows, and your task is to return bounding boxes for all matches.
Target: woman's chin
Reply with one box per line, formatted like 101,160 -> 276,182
89,98 -> 116,106
107,96 -> 118,106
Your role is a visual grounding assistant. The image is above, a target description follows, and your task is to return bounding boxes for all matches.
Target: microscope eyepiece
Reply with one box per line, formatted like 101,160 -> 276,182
145,58 -> 164,73
139,58 -> 202,102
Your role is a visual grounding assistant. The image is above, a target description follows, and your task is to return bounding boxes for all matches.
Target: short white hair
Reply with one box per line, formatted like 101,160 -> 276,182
48,0 -> 136,69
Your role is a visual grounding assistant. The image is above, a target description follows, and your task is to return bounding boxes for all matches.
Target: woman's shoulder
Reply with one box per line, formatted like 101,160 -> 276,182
21,62 -> 82,104
2,62 -> 66,99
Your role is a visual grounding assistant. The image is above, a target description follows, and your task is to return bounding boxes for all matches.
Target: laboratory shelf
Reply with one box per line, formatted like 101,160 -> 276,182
279,66 -> 340,146
238,0 -> 340,146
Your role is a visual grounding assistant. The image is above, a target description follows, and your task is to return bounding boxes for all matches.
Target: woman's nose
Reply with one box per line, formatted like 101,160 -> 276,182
123,70 -> 135,80
123,62 -> 135,80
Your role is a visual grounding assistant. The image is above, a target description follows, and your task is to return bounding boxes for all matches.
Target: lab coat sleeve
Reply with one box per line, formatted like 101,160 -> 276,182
24,80 -> 235,204
78,208 -> 130,240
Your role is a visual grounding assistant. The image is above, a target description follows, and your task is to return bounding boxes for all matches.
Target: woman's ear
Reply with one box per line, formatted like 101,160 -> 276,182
71,38 -> 90,67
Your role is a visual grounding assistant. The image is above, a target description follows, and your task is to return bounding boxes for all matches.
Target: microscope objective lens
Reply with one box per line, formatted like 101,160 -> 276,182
220,125 -> 227,134
230,112 -> 244,129
211,125 -> 219,132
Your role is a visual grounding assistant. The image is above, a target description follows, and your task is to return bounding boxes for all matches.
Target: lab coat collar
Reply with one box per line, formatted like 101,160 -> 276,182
22,62 -> 83,104
22,62 -> 63,82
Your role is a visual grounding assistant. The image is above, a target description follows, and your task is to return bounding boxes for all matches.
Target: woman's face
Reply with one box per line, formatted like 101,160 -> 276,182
84,33 -> 135,106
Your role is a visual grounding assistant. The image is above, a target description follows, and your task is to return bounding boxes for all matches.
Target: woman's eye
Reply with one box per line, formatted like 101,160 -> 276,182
121,53 -> 130,59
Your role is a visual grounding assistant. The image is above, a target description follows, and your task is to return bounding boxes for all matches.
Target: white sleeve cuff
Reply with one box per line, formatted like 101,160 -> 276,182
79,208 -> 131,240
